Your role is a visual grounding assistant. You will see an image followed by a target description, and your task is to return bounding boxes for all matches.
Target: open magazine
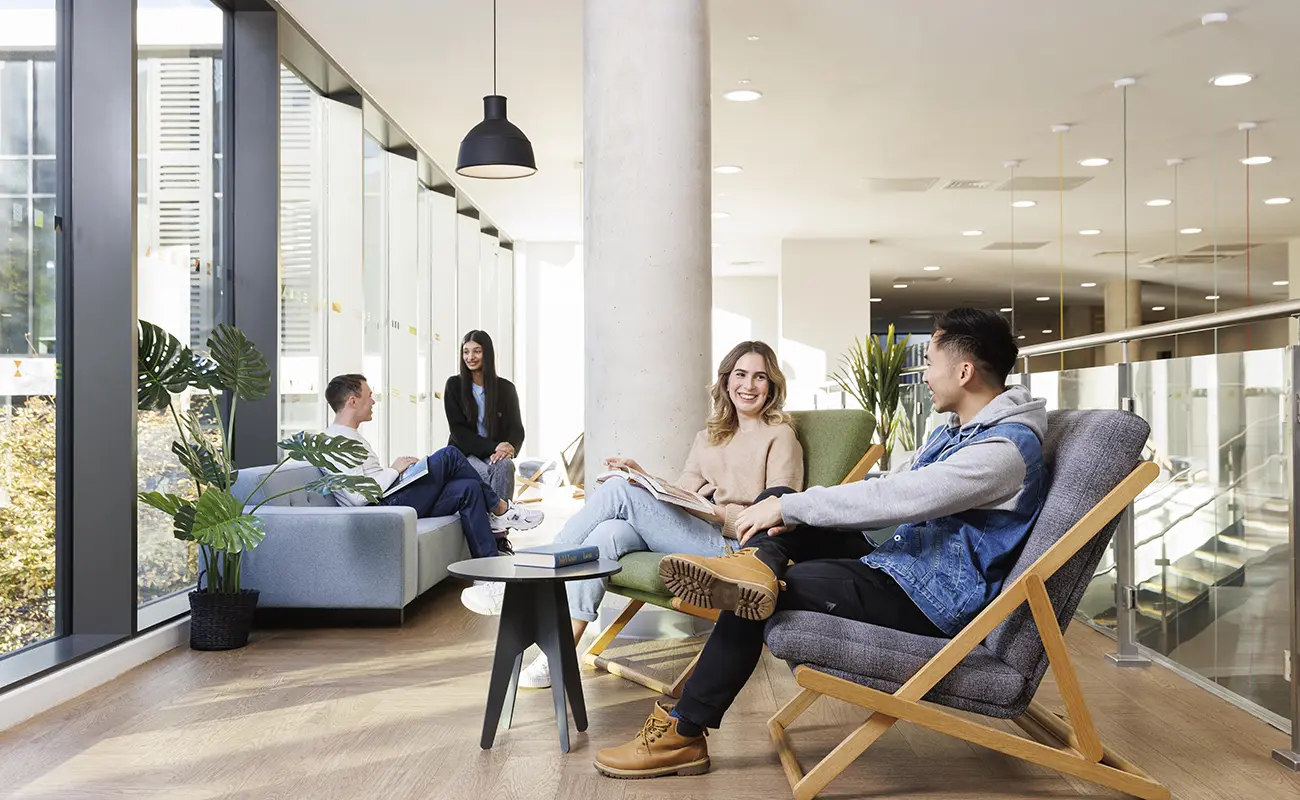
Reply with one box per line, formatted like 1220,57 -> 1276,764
595,464 -> 716,515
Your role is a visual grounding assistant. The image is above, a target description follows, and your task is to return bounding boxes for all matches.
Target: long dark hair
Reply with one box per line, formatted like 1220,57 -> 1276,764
459,330 -> 500,439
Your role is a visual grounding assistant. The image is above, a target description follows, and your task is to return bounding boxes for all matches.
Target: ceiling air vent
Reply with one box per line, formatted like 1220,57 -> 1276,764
891,276 -> 954,284
943,179 -> 994,190
1140,253 -> 1224,267
983,241 -> 1049,251
1188,243 -> 1262,256
861,177 -> 939,193
997,176 -> 1093,192
1093,250 -> 1139,258
729,260 -> 764,267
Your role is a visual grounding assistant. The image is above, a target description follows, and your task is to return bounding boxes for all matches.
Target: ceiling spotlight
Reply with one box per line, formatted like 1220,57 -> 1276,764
1078,157 -> 1110,167
1081,282 -> 1097,288
1274,280 -> 1290,287
1202,12 -> 1229,25
1000,307 -> 1013,312
962,230 -> 983,236
1211,73 -> 1253,87
1152,306 -> 1166,312
1146,199 -> 1173,207
923,265 -> 941,271
1042,329 -> 1053,335
712,211 -> 730,219
1079,229 -> 1101,235
746,35 -> 760,41
869,297 -> 882,303
713,165 -> 743,174
1241,155 -> 1273,165
1206,294 -> 1221,301
1012,200 -> 1036,208
724,89 -> 763,102
893,284 -> 908,289
1265,197 -> 1292,205
1017,335 -> 1026,340
1036,296 -> 1050,301
1180,227 -> 1203,234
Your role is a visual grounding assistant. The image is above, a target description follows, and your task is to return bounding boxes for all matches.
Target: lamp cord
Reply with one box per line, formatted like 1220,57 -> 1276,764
493,0 -> 498,95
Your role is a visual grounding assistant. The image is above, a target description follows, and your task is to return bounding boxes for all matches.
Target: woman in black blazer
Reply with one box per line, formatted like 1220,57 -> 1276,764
444,330 -> 524,501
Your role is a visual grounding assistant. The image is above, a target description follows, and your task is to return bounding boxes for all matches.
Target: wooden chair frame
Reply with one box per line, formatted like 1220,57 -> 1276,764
583,444 -> 887,698
768,460 -> 1167,800
516,432 -> 586,504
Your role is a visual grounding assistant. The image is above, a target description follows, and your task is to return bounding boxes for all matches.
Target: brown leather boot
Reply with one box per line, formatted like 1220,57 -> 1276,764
659,548 -> 781,621
594,701 -> 709,779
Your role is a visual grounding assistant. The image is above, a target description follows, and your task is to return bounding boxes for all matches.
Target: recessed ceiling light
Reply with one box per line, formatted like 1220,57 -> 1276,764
713,165 -> 743,174
1265,197 -> 1292,205
1081,282 -> 1097,288
1042,329 -> 1053,334
962,230 -> 983,236
1206,295 -> 1221,301
1273,280 -> 1290,287
1241,155 -> 1273,165
1012,200 -> 1036,208
923,265 -> 941,272
1036,296 -> 1050,301
1078,157 -> 1110,167
1017,335 -> 1026,340
724,89 -> 763,102
712,211 -> 730,219
1079,229 -> 1101,235
1152,306 -> 1166,312
869,297 -> 882,302
1211,73 -> 1254,87
1000,307 -> 1013,312
746,35 -> 760,41
893,284 -> 908,289
1180,227 -> 1203,234
1146,198 -> 1173,207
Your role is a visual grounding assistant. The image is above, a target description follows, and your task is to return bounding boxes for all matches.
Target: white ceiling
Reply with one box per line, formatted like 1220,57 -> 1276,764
275,0 -> 1300,319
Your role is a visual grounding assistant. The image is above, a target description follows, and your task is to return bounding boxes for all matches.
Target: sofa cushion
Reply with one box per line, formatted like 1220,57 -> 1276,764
789,409 -> 875,489
416,515 -> 470,594
610,551 -> 670,594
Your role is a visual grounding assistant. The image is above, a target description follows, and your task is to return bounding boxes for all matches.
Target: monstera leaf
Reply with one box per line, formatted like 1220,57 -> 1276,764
304,473 -> 383,505
190,488 -> 265,553
137,320 -> 216,410
207,323 -> 271,402
139,491 -> 197,541
278,432 -> 370,471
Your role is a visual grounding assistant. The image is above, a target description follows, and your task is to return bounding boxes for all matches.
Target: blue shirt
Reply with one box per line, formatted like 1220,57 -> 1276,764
472,382 -> 488,437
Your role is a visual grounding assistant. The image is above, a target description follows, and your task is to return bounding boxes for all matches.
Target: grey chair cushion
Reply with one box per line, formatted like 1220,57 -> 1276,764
232,463 -> 337,508
763,409 -> 1151,719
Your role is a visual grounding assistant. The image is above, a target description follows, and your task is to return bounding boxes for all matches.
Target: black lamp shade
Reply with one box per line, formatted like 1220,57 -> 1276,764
456,95 -> 536,179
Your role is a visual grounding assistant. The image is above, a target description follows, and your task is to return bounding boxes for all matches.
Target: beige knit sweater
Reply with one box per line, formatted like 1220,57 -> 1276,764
676,422 -> 804,539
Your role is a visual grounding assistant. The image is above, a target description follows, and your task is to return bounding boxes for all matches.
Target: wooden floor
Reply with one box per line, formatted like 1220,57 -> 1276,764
1,577 -> 1298,800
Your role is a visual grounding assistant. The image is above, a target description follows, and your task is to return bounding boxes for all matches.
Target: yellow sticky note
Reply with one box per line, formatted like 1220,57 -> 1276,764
331,301 -> 342,313
33,210 -> 43,229
408,326 -> 417,336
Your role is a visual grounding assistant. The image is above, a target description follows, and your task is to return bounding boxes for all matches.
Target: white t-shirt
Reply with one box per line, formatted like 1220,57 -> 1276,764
323,423 -> 398,507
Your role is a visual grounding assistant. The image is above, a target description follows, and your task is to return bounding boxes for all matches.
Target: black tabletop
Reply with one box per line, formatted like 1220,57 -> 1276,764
448,556 -> 623,584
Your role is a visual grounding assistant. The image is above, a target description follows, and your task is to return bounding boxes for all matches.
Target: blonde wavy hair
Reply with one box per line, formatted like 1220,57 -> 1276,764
706,341 -> 792,446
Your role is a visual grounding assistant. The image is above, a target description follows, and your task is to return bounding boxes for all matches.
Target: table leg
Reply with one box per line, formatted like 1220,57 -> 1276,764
480,584 -> 535,750
537,588 -> 572,753
550,581 -> 588,732
500,651 -> 523,731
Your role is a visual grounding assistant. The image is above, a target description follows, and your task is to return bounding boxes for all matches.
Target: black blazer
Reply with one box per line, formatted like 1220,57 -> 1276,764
444,375 -> 525,459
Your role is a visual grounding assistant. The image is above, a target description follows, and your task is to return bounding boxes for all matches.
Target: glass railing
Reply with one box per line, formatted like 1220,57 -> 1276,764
893,304 -> 1298,752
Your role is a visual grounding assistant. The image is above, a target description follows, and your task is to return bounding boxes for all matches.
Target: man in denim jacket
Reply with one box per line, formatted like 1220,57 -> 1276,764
595,308 -> 1048,781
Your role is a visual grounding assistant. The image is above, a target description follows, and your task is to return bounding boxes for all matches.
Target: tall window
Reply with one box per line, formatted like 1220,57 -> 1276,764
361,134 -> 387,457
135,0 -> 225,609
0,0 -> 58,657
278,66 -> 326,439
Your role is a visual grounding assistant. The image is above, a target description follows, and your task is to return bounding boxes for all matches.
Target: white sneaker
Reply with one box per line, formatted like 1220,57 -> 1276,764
491,503 -> 545,533
518,654 -> 551,689
461,582 -> 505,616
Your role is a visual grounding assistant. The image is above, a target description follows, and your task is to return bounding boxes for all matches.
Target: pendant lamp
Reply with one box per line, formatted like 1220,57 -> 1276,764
456,0 -> 536,179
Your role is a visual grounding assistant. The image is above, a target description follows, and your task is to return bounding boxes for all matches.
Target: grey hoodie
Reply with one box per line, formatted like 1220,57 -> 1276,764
781,385 -> 1048,531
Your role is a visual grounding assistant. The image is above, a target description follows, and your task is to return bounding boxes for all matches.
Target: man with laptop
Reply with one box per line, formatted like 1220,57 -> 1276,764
325,373 -> 542,558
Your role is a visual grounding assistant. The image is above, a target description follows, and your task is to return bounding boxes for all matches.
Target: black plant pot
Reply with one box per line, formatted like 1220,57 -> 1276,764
189,589 -> 259,651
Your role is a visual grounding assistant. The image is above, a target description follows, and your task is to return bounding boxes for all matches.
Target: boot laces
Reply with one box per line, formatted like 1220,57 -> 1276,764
640,715 -> 672,745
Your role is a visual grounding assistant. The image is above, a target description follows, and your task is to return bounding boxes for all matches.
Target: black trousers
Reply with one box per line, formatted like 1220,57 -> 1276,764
672,487 -> 947,730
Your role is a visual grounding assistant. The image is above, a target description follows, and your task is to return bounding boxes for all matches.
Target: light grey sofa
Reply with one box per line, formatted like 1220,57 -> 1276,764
231,463 -> 470,625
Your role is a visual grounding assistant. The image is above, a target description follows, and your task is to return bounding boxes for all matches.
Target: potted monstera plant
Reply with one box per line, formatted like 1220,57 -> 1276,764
833,324 -> 913,470
136,320 -> 381,650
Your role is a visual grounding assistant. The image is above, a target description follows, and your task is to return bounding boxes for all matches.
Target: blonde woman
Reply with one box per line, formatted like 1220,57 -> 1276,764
461,341 -> 804,689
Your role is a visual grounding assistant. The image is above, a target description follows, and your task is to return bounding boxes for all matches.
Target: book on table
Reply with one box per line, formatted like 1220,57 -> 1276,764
594,464 -> 716,515
514,543 -> 600,569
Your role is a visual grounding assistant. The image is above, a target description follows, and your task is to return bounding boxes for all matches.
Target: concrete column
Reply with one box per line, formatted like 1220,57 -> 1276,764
1062,303 -> 1098,370
779,239 -> 873,409
583,0 -> 712,487
1104,279 -> 1142,365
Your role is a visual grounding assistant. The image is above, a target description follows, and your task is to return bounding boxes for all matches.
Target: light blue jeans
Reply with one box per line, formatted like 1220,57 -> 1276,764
554,476 -> 729,622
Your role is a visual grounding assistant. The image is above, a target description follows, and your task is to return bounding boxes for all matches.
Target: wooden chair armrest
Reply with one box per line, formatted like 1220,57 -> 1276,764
840,444 -> 885,485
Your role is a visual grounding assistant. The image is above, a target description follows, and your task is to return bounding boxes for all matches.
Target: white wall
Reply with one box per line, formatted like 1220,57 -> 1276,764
429,190 -> 459,448
712,276 -> 779,370
385,153 -> 419,452
779,239 -> 873,409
